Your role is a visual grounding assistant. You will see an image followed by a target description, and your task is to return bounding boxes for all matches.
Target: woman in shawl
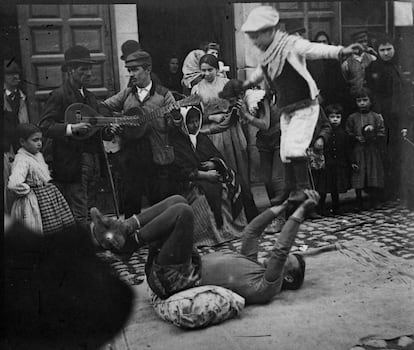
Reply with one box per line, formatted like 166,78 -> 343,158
170,106 -> 247,247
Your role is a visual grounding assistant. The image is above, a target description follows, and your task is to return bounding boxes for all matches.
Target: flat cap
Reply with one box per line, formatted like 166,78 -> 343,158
241,6 -> 279,33
124,50 -> 152,68
351,30 -> 368,41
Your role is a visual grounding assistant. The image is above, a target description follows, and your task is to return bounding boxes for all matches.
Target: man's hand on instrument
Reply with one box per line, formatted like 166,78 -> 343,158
401,128 -> 408,138
167,101 -> 181,113
109,123 -> 123,135
72,122 -> 92,136
200,161 -> 215,171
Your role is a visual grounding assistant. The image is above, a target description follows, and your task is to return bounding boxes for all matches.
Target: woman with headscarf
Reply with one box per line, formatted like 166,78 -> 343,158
169,106 -> 247,247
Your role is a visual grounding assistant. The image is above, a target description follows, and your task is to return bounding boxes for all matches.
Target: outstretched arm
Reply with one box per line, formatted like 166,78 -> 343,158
264,190 -> 319,282
240,201 -> 289,260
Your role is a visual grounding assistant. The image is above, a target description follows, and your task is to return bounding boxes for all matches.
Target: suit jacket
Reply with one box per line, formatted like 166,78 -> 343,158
39,80 -> 101,183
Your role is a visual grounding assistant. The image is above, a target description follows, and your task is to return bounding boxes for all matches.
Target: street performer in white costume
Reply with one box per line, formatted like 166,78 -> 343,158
242,6 -> 363,204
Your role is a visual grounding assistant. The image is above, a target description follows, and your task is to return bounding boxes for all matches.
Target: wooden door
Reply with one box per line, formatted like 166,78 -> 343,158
17,4 -> 117,123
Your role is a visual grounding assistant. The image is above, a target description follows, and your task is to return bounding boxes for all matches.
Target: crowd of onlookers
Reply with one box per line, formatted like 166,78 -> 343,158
3,27 -> 414,242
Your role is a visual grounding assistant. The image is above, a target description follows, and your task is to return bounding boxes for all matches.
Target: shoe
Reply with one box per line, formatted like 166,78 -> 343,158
264,216 -> 285,234
90,207 -> 129,251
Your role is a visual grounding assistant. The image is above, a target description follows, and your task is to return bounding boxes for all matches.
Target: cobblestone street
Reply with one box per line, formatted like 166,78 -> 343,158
100,200 -> 414,286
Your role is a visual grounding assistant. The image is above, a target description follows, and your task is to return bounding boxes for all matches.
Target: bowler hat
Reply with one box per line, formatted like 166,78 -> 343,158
61,45 -> 96,72
120,40 -> 141,60
124,50 -> 152,68
4,60 -> 21,75
241,6 -> 280,33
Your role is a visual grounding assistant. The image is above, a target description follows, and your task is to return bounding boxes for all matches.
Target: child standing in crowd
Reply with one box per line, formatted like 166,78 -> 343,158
316,104 -> 351,215
346,88 -> 385,210
8,124 -> 75,234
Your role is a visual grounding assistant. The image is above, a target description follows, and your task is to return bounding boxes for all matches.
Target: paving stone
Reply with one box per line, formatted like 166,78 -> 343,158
398,336 -> 413,347
363,339 -> 387,348
322,235 -> 338,241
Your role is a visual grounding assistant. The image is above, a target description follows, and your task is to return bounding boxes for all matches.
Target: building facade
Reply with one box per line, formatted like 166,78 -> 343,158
7,1 -> 414,185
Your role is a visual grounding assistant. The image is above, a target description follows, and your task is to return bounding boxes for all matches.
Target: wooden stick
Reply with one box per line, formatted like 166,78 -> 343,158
100,130 -> 120,218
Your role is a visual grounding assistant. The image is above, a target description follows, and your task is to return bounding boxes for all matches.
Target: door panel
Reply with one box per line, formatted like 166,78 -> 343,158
17,4 -> 116,123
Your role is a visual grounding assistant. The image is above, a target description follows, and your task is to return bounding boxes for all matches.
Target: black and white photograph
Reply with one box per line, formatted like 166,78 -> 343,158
3,1 -> 414,349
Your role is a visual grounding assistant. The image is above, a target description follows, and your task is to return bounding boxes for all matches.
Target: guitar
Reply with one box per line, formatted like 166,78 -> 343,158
64,94 -> 201,141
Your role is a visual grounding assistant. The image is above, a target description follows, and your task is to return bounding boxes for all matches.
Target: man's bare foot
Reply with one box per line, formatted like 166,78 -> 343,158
90,208 -> 128,251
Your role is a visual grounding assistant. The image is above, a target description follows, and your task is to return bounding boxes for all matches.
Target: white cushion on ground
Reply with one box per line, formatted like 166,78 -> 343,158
149,285 -> 245,329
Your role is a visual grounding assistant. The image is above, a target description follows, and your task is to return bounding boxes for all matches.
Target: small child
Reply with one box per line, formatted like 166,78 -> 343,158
8,124 -> 75,234
316,104 -> 351,215
346,88 -> 385,210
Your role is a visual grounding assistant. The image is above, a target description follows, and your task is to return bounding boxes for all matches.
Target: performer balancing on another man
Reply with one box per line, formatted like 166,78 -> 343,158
89,190 -> 320,304
241,6 -> 364,205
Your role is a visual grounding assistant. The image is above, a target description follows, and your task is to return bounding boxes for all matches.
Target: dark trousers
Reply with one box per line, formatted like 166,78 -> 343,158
136,195 -> 194,266
55,153 -> 99,225
118,141 -> 175,218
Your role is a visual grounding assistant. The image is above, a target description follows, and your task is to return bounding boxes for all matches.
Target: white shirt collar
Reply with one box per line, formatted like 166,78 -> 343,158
5,88 -> 16,97
138,81 -> 152,93
137,81 -> 152,101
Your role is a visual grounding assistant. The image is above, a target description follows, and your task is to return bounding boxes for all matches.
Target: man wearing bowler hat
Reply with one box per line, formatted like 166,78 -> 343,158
101,50 -> 177,218
119,39 -> 162,87
241,6 -> 363,205
4,59 -> 30,213
39,45 -> 105,228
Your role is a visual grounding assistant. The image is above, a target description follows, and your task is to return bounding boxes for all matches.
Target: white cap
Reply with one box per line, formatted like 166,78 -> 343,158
241,6 -> 280,33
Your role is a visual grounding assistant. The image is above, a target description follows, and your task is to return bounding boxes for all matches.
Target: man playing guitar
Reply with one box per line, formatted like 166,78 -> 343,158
39,45 -> 109,228
100,50 -> 178,218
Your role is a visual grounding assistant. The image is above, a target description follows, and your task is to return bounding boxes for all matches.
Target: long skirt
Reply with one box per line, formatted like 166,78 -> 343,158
208,124 -> 249,186
187,186 -> 246,247
14,183 -> 76,235
351,143 -> 384,189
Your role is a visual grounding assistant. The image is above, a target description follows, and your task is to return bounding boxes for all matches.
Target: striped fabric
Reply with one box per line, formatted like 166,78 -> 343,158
32,183 -> 76,235
189,187 -> 246,247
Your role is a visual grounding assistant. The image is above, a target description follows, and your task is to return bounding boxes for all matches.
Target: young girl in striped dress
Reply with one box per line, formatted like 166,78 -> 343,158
8,123 -> 75,234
